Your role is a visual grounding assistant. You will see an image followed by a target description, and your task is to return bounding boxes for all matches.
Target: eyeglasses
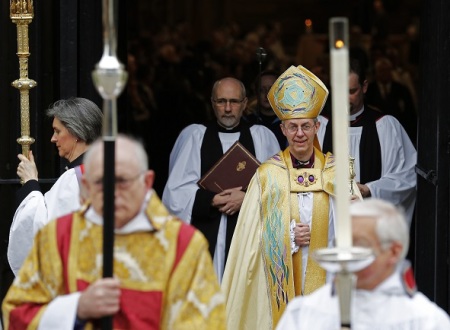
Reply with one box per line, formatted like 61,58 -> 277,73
212,98 -> 245,107
91,171 -> 145,190
283,123 -> 315,134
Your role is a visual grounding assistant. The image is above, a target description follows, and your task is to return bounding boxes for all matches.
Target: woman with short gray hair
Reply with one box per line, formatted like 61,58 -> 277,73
8,97 -> 103,275
46,97 -> 102,145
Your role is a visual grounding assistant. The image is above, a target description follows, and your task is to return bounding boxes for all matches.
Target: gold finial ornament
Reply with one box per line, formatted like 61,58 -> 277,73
10,0 -> 37,159
349,156 -> 356,195
349,156 -> 362,199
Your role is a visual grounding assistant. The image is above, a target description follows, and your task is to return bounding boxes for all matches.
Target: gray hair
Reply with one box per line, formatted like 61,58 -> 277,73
83,134 -> 149,176
350,198 -> 410,260
211,77 -> 246,99
46,97 -> 102,144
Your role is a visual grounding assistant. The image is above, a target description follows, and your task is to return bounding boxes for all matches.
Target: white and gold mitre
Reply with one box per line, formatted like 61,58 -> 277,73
268,65 -> 329,120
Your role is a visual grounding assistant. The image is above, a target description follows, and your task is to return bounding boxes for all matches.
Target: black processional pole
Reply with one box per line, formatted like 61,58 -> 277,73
92,0 -> 128,329
255,47 -> 267,118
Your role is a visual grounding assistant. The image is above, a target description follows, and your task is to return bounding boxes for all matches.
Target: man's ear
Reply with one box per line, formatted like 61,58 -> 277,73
144,170 -> 155,189
80,175 -> 89,205
389,241 -> 403,265
362,79 -> 369,93
81,175 -> 88,190
280,122 -> 288,137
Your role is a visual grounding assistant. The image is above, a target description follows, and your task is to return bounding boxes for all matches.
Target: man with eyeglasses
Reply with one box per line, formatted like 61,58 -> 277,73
222,66 -> 336,330
163,77 -> 280,283
3,135 -> 226,329
317,58 -> 416,226
276,198 -> 450,330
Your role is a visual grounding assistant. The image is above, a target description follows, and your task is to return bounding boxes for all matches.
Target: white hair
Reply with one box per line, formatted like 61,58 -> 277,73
350,198 -> 410,260
83,134 -> 149,176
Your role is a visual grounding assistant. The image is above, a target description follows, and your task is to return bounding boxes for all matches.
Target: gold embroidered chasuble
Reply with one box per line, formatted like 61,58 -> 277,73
2,192 -> 225,330
222,147 -> 335,330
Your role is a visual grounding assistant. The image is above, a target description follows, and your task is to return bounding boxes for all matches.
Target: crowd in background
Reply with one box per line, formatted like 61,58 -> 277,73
125,12 -> 420,195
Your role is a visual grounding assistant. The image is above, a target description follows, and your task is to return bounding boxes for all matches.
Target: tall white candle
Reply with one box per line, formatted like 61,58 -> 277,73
329,18 -> 351,248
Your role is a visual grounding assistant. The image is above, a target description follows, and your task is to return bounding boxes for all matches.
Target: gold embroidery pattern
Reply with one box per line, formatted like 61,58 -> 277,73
257,148 -> 333,326
236,161 -> 246,171
164,230 -> 226,329
259,162 -> 294,325
3,193 -> 225,329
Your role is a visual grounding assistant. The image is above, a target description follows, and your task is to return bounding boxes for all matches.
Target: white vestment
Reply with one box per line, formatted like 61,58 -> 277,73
162,123 -> 280,282
8,168 -> 82,275
317,112 -> 417,225
276,270 -> 450,330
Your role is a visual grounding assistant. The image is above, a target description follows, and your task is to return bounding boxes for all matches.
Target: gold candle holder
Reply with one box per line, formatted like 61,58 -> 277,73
349,156 -> 363,200
10,0 -> 37,158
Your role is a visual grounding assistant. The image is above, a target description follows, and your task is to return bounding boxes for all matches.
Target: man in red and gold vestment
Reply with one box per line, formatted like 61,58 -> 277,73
2,135 -> 225,329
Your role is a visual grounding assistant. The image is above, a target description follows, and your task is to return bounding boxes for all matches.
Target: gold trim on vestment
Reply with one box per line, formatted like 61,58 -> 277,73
68,213 -> 81,293
259,147 -> 333,326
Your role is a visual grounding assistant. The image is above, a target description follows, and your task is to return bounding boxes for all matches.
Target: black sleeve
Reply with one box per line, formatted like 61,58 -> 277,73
191,188 -> 222,257
191,188 -> 216,220
16,179 -> 41,209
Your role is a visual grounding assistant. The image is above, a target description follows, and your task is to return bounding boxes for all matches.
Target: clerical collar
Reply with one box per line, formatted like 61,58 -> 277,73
64,153 -> 84,171
291,152 -> 315,169
349,107 -> 365,124
215,121 -> 244,133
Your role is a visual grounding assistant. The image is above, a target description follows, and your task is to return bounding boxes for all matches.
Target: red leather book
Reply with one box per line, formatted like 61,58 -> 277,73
198,141 -> 260,193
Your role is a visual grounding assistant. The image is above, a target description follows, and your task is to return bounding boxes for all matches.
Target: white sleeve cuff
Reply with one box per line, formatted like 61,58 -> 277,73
38,292 -> 81,330
290,220 -> 299,255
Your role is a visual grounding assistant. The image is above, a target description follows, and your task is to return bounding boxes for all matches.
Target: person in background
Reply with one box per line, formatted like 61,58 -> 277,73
162,77 -> 280,283
365,56 -> 417,142
222,65 -> 336,329
276,198 -> 450,330
2,135 -> 226,329
318,58 -> 417,226
8,97 -> 103,275
244,70 -> 287,148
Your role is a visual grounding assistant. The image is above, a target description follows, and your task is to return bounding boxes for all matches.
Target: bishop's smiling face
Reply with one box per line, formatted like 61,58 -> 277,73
281,118 -> 319,161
